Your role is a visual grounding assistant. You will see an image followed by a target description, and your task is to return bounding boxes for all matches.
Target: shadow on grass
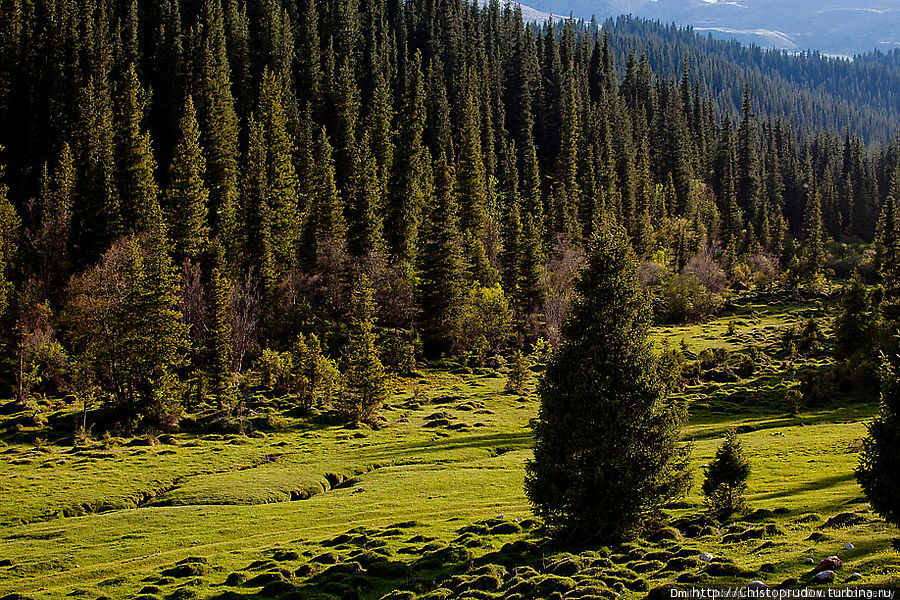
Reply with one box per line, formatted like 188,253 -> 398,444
751,472 -> 857,503
372,431 -> 534,459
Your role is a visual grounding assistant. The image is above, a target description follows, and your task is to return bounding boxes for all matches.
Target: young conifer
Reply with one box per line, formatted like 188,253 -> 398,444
702,430 -> 751,518
342,274 -> 388,424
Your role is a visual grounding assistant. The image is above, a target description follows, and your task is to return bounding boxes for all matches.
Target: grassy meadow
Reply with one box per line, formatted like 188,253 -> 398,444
2,290 -> 899,600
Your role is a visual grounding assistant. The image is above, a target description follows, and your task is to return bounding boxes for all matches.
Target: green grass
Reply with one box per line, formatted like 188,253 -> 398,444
1,291 -> 899,600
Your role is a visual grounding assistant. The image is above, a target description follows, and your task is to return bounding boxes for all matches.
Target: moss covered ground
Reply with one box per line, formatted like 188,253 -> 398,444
2,291 -> 899,600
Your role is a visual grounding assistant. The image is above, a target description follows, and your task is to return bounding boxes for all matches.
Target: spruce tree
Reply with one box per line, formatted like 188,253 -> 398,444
207,243 -> 233,407
197,15 -> 241,268
857,349 -> 900,526
834,273 -> 879,361
737,86 -> 761,223
418,150 -> 467,355
164,96 -> 210,261
876,196 -> 900,283
342,274 -> 388,424
36,143 -> 75,293
553,62 -> 581,242
302,127 -> 347,268
347,128 -> 385,257
525,218 -> 690,541
702,430 -> 751,518
72,75 -> 120,264
801,170 -> 826,282
258,68 -> 301,273
0,160 -> 17,321
115,63 -> 161,235
387,52 -> 430,265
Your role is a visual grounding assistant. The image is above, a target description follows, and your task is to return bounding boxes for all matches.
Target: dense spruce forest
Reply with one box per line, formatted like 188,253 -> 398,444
601,17 -> 900,145
0,0 -> 898,432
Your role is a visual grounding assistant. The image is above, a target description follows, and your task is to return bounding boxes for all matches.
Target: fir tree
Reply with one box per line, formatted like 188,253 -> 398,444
197,13 -> 241,268
737,86 -> 761,224
115,63 -> 161,235
302,127 -> 347,268
834,273 -> 879,361
164,96 -> 210,261
553,62 -> 581,242
702,430 -> 751,518
387,52 -> 430,265
207,243 -> 233,407
801,169 -> 826,281
72,75 -> 120,264
36,143 -> 75,293
341,274 -> 388,424
347,128 -> 385,257
418,150 -> 466,355
0,159 -> 17,321
857,348 -> 900,526
525,218 -> 690,541
257,69 -> 301,273
876,196 -> 900,283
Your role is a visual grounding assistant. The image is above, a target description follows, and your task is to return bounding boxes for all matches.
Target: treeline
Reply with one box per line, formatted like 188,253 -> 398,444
0,0 -> 898,430
600,17 -> 900,145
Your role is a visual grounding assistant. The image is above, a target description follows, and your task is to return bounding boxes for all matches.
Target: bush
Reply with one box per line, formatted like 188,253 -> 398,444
380,330 -> 419,375
749,253 -> 780,291
506,349 -> 531,394
785,389 -> 802,415
683,249 -> 726,294
258,349 -> 293,392
661,274 -> 722,323
702,430 -> 751,518
291,333 -> 340,409
456,285 -> 513,357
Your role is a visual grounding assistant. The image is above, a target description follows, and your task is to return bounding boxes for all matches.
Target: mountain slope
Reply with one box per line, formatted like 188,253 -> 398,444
522,0 -> 900,56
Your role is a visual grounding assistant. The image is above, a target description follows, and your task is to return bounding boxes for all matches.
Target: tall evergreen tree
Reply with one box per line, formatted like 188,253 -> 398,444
857,348 -> 900,526
418,150 -> 467,355
302,127 -> 347,268
387,52 -> 430,265
115,63 -> 161,235
36,142 -> 75,293
72,75 -> 120,264
257,69 -> 301,274
164,96 -> 210,261
525,218 -> 690,541
341,274 -> 388,423
207,242 -> 233,406
197,8 -> 241,268
0,158 -> 17,322
801,167 -> 826,280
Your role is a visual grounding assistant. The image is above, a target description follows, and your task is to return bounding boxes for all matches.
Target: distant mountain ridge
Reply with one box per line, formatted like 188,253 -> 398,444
517,0 -> 900,56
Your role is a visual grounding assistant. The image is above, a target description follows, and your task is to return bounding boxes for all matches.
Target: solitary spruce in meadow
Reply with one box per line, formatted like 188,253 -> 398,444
525,217 -> 691,542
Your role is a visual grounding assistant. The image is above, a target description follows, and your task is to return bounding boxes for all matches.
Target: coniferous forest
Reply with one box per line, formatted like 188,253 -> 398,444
4,0 -> 900,597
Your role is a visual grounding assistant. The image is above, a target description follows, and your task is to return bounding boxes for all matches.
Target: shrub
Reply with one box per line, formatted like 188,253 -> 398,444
785,389 -> 803,415
506,349 -> 531,394
683,249 -> 727,294
457,285 -> 513,357
661,274 -> 722,323
258,349 -> 293,392
290,333 -> 340,408
749,253 -> 780,291
380,330 -> 418,375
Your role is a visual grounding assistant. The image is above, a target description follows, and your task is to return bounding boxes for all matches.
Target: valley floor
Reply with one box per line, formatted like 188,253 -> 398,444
2,292 -> 899,600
